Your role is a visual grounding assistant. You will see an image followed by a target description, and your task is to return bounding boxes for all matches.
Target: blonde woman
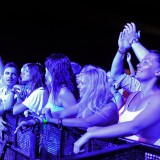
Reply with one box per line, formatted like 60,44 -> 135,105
42,64 -> 119,128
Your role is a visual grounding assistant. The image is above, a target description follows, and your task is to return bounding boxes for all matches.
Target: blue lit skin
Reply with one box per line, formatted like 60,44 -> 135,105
135,53 -> 160,82
45,68 -> 52,89
77,74 -> 90,98
3,67 -> 19,87
20,66 -> 31,83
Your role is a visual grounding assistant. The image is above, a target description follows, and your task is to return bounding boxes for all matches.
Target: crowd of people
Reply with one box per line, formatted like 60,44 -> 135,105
0,22 -> 160,155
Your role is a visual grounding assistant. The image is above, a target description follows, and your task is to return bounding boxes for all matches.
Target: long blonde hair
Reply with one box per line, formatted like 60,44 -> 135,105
77,65 -> 112,117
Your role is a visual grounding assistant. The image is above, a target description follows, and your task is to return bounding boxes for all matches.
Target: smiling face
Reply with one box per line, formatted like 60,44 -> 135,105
135,53 -> 160,82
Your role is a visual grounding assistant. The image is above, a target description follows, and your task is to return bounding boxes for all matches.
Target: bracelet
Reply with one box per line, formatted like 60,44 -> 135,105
117,49 -> 126,54
43,118 -> 47,124
129,38 -> 139,45
57,118 -> 63,129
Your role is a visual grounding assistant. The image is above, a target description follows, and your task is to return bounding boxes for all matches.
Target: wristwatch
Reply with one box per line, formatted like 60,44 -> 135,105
130,38 -> 139,45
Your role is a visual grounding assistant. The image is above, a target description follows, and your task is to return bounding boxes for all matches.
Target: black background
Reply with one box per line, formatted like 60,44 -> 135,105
1,2 -> 160,71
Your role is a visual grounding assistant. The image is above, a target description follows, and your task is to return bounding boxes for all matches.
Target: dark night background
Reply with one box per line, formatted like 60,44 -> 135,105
0,2 -> 160,71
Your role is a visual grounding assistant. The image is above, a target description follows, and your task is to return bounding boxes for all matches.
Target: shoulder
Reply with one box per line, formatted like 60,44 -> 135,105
148,92 -> 160,102
99,101 -> 119,122
59,86 -> 72,96
29,87 -> 49,97
102,101 -> 118,113
32,87 -> 48,93
58,86 -> 76,101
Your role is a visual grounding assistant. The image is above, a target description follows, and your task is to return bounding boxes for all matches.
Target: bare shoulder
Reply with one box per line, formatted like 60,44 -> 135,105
102,101 -> 118,113
58,86 -> 76,102
100,101 -> 119,123
148,92 -> 160,101
59,86 -> 72,96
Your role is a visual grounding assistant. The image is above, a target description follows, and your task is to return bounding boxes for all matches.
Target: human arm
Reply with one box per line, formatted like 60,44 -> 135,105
4,84 -> 26,112
42,102 -> 80,119
12,98 -> 28,115
73,94 -> 160,154
2,89 -> 18,112
0,85 -> 23,114
110,28 -> 131,81
13,88 -> 48,115
126,52 -> 136,77
124,22 -> 149,61
111,23 -> 141,93
14,118 -> 41,134
44,102 -> 119,128
110,85 -> 125,110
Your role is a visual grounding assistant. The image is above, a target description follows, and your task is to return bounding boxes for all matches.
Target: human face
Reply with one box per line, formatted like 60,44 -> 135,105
20,66 -> 31,82
135,53 -> 160,81
77,74 -> 89,98
45,68 -> 52,87
3,67 -> 19,87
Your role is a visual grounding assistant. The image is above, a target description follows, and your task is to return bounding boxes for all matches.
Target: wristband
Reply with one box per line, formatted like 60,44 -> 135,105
43,118 -> 47,124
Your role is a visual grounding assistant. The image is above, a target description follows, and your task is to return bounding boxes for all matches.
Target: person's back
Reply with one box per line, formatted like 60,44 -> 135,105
44,53 -> 78,113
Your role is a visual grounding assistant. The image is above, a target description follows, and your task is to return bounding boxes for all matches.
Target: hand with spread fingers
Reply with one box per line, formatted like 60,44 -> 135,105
123,22 -> 140,45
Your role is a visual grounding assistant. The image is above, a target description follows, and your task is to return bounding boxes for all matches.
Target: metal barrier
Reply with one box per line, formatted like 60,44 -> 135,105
65,142 -> 160,160
0,112 -> 160,160
0,112 -> 38,160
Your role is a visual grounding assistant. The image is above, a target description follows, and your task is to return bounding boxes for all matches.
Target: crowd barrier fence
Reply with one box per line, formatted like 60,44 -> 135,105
0,112 -> 160,160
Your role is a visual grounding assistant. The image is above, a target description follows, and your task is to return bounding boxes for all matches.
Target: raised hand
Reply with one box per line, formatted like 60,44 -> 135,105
124,22 -> 140,45
126,52 -> 131,62
118,29 -> 131,52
